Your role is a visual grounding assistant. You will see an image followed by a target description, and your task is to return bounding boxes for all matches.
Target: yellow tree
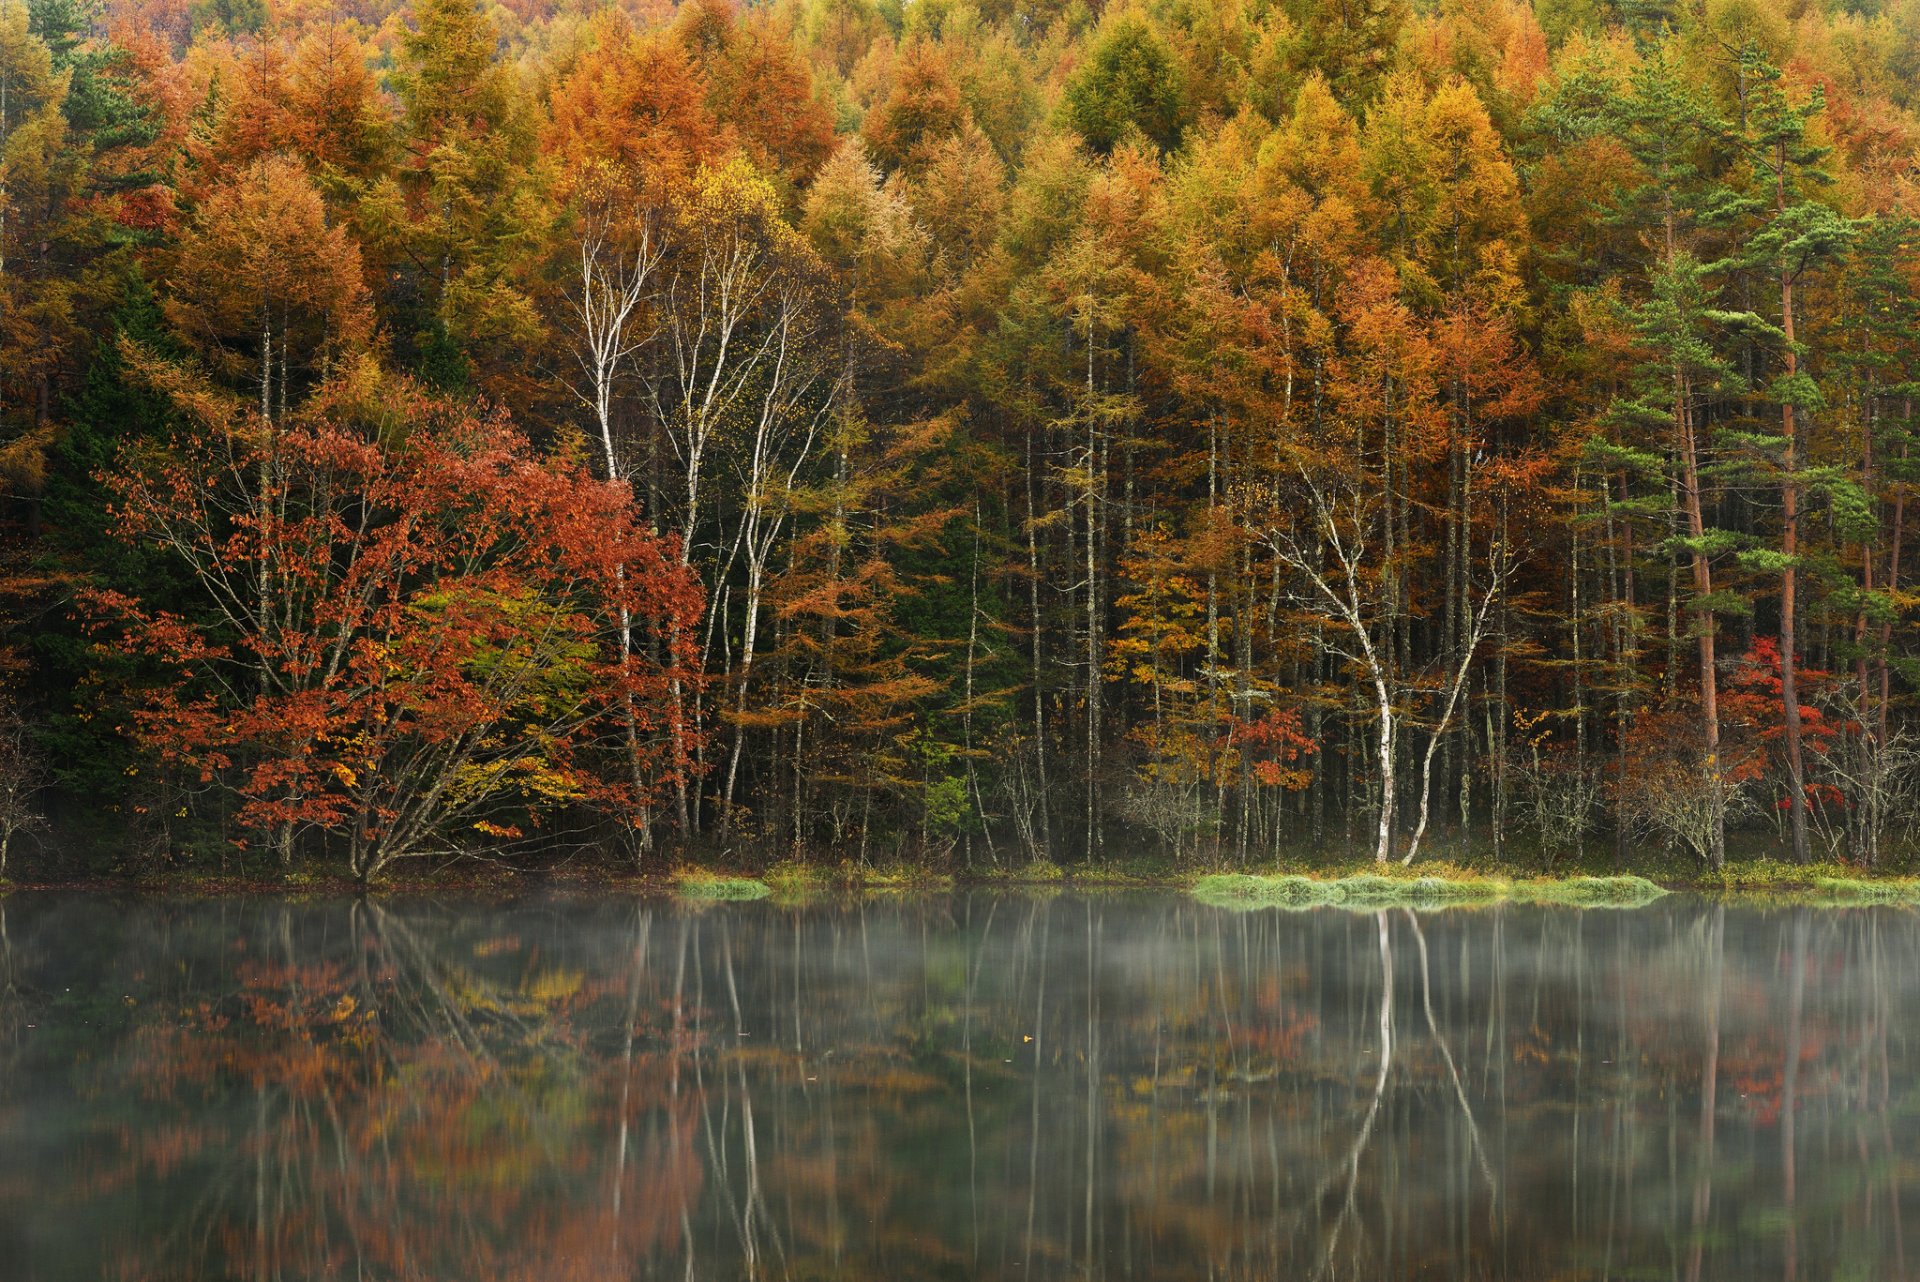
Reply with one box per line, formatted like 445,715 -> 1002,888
0,0 -> 69,531
164,154 -> 372,422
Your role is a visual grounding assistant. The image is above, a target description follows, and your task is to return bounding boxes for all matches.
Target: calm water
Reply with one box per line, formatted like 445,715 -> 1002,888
0,892 -> 1911,1281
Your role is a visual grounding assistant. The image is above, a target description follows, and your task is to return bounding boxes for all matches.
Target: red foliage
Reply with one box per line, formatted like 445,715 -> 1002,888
1237,708 -> 1318,789
86,386 -> 703,875
1723,638 -> 1849,809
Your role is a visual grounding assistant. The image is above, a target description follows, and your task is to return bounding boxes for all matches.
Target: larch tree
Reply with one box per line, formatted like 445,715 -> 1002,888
0,0 -> 69,534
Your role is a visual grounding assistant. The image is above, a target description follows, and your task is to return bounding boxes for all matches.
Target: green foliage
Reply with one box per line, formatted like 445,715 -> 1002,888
1060,12 -> 1185,152
188,0 -> 264,37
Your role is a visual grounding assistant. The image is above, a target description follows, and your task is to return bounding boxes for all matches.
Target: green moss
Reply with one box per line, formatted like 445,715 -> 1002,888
763,861 -> 826,892
1804,877 -> 1918,906
1403,876 -> 1506,903
1326,875 -> 1407,906
671,872 -> 771,902
1004,858 -> 1068,883
1192,873 -> 1331,909
1193,871 -> 1666,912
1513,875 -> 1668,907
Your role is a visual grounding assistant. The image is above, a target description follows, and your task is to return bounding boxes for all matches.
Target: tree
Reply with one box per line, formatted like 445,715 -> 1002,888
88,377 -> 702,879
543,18 -> 719,194
677,0 -> 834,187
861,38 -> 967,174
0,696 -> 45,874
1061,11 -> 1185,154
553,161 -> 672,855
164,154 -> 373,417
1735,46 -> 1855,865
376,0 -> 534,390
1598,52 -> 1748,869
1267,461 -> 1512,864
639,155 -> 836,834
0,0 -> 70,532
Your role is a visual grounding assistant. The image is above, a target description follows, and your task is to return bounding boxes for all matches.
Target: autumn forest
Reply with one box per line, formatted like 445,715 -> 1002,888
0,0 -> 1917,880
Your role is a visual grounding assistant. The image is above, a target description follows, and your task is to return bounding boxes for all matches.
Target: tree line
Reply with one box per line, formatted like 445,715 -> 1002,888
1,0 -> 1918,877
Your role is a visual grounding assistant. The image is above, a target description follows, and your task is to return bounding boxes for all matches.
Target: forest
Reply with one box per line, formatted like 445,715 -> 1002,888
0,0 -> 1917,880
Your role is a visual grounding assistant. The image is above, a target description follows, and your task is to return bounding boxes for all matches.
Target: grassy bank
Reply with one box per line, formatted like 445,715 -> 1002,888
1187,863 -> 1920,910
1189,870 -> 1670,911
669,869 -> 771,902
11,851 -> 1920,908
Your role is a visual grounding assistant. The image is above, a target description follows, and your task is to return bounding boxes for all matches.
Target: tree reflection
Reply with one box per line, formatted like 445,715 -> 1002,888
0,892 -> 1913,1280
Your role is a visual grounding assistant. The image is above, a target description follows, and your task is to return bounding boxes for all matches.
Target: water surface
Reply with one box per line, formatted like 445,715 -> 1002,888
0,891 -> 1911,1280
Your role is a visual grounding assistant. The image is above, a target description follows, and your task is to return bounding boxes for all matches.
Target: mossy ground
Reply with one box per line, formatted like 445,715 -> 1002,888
760,860 -> 956,899
669,870 -> 771,902
20,842 -> 1919,907
1191,870 -> 1667,911
1510,875 -> 1669,907
977,858 -> 1067,884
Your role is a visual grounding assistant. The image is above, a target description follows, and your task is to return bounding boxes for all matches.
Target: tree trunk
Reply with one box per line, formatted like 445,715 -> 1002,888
1677,369 -> 1726,869
1777,201 -> 1810,864
1027,429 -> 1052,858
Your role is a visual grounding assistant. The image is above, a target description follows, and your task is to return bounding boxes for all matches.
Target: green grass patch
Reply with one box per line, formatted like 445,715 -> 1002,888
1323,874 -> 1506,907
1326,875 -> 1413,906
1193,871 -> 1665,912
763,860 -> 827,892
1400,876 -> 1507,904
857,863 -> 957,891
1511,875 -> 1668,908
1192,872 -> 1511,910
1691,858 -> 1893,891
1671,858 -> 1920,905
670,870 -> 771,902
1192,873 -> 1331,909
974,858 -> 1068,884
1800,877 -> 1920,906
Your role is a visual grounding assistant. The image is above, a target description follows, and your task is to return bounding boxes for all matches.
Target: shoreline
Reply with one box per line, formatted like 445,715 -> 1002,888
5,857 -> 1918,907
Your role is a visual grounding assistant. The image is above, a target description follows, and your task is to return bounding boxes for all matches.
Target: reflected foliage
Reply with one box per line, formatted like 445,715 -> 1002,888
0,894 -> 1912,1280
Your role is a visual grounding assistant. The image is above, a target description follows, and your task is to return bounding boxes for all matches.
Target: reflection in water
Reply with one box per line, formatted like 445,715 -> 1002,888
0,892 -> 1913,1280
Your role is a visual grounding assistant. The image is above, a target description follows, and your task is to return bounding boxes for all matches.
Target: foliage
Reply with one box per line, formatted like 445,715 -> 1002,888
86,379 -> 701,879
3,0 -> 1920,882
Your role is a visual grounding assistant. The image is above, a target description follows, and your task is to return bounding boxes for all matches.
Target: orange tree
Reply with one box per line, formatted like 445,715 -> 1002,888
86,377 -> 702,879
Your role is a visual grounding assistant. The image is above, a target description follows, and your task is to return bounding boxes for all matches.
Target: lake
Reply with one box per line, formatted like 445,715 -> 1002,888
0,891 -> 1909,1280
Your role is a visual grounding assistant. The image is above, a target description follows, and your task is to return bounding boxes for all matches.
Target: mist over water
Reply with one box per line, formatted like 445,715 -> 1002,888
0,891 -> 1909,1280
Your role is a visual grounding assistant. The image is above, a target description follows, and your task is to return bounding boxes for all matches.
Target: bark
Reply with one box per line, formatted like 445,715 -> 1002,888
1776,174 -> 1810,863
1677,370 -> 1726,869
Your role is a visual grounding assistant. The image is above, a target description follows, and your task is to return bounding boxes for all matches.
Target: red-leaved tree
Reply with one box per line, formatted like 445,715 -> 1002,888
87,374 -> 703,880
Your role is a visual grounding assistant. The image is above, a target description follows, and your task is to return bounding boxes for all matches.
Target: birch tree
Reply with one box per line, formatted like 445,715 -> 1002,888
561,164 -> 669,851
641,156 -> 836,834
1268,460 -> 1510,864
